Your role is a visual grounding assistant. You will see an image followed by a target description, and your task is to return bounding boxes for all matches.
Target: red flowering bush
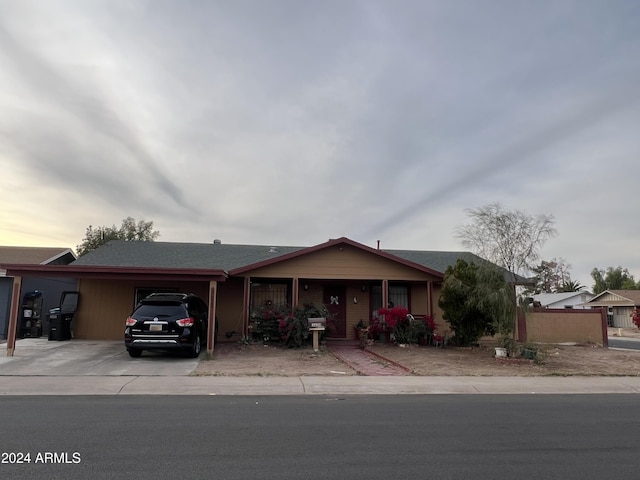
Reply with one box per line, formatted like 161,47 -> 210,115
425,315 -> 437,333
250,302 -> 333,347
631,309 -> 640,329
377,306 -> 409,329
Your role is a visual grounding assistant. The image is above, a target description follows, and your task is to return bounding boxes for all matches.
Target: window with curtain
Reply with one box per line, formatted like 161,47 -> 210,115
370,284 -> 410,315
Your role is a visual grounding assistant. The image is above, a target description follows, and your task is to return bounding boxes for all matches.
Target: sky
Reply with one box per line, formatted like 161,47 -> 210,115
1,0 -> 639,289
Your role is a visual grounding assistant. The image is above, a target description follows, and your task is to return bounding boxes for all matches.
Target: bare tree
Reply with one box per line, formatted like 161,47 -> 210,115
456,203 -> 557,278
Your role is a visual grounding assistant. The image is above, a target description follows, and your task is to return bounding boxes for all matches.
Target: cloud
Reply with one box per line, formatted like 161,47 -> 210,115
1,0 -> 639,288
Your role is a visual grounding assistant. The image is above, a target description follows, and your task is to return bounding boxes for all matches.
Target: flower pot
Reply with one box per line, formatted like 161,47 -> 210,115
494,347 -> 507,358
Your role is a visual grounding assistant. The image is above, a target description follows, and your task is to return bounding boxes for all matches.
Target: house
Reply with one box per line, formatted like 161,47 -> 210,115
530,291 -> 594,310
583,290 -> 640,328
1,237 -> 528,355
0,246 -> 77,339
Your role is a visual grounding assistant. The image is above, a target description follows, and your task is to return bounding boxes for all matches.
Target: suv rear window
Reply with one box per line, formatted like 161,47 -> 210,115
132,304 -> 186,318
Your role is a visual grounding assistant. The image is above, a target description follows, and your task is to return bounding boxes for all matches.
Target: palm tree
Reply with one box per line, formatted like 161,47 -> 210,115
558,280 -> 585,292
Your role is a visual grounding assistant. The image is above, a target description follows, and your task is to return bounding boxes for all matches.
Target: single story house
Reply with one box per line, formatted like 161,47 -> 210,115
2,237 -> 526,355
530,291 -> 594,310
583,290 -> 640,328
0,246 -> 77,339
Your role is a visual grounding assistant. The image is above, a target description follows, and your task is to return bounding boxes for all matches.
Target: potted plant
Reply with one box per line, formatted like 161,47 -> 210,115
354,319 -> 366,340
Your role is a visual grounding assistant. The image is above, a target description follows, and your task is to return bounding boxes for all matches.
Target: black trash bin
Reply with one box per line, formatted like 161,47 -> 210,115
48,309 -> 72,341
60,313 -> 73,340
47,291 -> 78,341
48,309 -> 61,341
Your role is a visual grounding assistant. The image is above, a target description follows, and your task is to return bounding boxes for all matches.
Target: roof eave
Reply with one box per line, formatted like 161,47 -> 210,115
0,264 -> 228,282
229,237 -> 444,278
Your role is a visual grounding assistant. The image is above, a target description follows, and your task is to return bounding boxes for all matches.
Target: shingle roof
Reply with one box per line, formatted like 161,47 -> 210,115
607,290 -> 640,304
385,249 -> 531,284
73,239 -> 526,282
72,240 -> 304,271
0,246 -> 76,265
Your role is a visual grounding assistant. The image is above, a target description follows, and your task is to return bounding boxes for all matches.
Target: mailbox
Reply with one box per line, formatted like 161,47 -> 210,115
307,317 -> 326,329
307,317 -> 326,352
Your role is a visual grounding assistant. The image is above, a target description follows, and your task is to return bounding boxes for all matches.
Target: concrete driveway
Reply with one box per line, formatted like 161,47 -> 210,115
0,338 -> 200,376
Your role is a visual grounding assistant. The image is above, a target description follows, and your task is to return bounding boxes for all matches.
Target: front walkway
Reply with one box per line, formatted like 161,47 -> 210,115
327,342 -> 411,376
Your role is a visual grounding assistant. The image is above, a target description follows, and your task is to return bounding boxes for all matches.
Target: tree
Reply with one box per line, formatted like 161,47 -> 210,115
76,217 -> 160,256
438,259 -> 515,346
558,280 -> 585,292
456,203 -> 557,278
591,267 -> 638,294
530,258 -> 572,293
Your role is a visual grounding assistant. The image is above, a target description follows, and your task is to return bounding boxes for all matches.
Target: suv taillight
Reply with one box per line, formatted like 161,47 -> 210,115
125,317 -> 137,326
176,317 -> 195,327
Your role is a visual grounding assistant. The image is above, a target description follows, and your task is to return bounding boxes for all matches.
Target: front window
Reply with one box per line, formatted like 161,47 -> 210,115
370,283 -> 410,316
250,281 -> 290,312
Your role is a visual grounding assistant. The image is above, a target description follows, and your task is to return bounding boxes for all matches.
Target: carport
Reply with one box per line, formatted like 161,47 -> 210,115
2,264 -> 227,357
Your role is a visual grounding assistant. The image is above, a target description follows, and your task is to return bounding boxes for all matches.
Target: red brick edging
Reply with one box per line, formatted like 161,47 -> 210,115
363,346 -> 413,373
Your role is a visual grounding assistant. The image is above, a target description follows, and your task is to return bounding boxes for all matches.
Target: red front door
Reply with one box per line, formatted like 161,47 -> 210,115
323,285 -> 346,338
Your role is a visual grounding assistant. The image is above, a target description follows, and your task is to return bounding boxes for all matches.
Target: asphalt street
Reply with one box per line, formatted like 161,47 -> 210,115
609,337 -> 640,351
1,395 -> 639,480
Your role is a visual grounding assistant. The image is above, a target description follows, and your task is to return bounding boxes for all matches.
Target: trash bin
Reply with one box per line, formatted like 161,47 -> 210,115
60,313 -> 73,340
48,309 -> 61,341
47,291 -> 78,341
47,308 -> 72,341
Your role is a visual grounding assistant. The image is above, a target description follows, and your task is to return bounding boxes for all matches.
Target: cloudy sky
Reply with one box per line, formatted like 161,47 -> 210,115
1,0 -> 639,288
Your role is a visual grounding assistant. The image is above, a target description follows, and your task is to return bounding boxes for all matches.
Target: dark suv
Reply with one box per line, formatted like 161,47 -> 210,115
124,293 -> 213,358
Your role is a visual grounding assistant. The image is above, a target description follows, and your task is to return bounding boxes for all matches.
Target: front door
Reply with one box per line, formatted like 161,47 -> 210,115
323,285 -> 346,338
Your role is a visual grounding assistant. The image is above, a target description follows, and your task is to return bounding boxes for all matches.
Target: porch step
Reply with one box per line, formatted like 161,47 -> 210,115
327,343 -> 411,376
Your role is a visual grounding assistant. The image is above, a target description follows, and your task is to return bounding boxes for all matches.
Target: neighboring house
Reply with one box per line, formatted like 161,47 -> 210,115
530,291 -> 594,310
1,237 -> 528,351
0,246 -> 77,339
583,290 -> 640,328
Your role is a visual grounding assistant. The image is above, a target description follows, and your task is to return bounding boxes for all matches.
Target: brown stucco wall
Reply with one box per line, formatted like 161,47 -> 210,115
245,244 -> 437,281
524,308 -> 606,345
216,278 -> 246,340
74,279 -> 209,340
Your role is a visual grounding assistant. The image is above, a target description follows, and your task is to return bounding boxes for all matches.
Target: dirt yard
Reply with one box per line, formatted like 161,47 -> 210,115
194,343 -> 357,376
193,339 -> 640,377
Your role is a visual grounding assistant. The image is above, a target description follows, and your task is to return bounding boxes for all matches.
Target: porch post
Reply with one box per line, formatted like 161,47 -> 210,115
427,281 -> 433,316
292,277 -> 299,308
242,277 -> 251,339
382,279 -> 389,309
207,280 -> 218,355
6,275 -> 22,357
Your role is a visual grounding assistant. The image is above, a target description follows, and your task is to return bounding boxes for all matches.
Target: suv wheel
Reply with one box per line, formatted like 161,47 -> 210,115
128,349 -> 142,358
189,335 -> 201,358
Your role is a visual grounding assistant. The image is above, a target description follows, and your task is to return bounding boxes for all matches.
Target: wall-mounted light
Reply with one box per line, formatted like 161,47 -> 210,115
303,284 -> 309,291
361,284 -> 367,292
353,296 -> 358,304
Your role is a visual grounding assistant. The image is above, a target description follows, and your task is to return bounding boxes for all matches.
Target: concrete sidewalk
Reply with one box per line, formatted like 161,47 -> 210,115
2,375 -> 640,395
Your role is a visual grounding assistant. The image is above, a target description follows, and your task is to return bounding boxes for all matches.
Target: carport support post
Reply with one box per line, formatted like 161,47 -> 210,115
6,275 -> 22,357
207,280 -> 218,356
